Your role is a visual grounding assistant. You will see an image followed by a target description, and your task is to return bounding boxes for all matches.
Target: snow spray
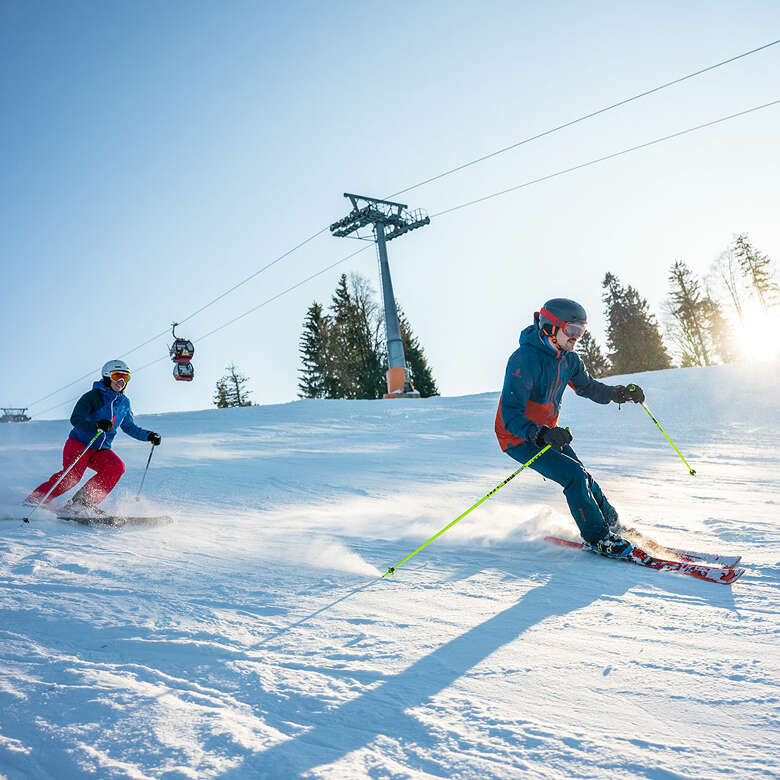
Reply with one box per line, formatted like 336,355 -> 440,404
383,443 -> 553,577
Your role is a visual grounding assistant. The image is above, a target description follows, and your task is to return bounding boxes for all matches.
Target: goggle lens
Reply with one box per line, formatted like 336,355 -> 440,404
110,371 -> 131,383
562,322 -> 587,338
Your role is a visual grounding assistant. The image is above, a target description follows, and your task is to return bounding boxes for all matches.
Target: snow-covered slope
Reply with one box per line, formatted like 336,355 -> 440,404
0,362 -> 778,779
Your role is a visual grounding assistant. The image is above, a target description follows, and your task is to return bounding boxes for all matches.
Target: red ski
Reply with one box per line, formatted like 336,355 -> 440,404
617,531 -> 741,568
544,536 -> 745,585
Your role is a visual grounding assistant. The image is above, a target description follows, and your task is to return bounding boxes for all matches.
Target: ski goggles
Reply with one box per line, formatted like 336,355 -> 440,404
540,307 -> 587,339
560,321 -> 587,338
109,370 -> 131,383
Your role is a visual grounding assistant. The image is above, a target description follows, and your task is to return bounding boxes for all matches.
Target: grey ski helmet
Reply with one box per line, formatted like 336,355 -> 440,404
101,359 -> 131,379
538,298 -> 587,337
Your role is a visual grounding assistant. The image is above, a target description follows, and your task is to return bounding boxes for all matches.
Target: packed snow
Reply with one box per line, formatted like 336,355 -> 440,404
0,362 -> 778,779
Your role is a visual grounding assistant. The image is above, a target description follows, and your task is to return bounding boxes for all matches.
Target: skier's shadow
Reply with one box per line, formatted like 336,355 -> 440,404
223,562 -> 735,779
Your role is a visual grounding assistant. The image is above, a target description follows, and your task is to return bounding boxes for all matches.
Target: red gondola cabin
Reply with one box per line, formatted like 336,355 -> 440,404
170,323 -> 195,382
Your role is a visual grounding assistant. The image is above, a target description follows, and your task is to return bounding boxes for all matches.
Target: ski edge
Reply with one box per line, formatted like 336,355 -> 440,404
57,515 -> 174,528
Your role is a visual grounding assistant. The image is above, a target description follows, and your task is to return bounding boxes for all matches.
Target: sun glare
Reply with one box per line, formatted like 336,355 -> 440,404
733,302 -> 780,362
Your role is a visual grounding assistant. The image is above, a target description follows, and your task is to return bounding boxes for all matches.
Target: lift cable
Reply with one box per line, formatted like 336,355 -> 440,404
27,40 -> 778,411
32,245 -> 371,418
431,98 -> 780,219
386,38 -> 780,200
26,226 -> 331,409
31,98 -> 778,417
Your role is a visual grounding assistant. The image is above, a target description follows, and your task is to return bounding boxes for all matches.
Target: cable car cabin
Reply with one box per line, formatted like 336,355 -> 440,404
173,362 -> 194,382
170,339 -> 195,364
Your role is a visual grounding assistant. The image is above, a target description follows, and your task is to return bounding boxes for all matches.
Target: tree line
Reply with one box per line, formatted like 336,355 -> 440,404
578,233 -> 777,377
214,233 -> 775,406
298,273 -> 438,399
211,272 -> 438,407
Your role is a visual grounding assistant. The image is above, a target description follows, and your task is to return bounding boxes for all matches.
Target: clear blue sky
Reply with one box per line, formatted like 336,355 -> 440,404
2,0 -> 779,419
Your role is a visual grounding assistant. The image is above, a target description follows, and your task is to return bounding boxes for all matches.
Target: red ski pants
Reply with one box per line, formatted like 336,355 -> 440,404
27,436 -> 125,506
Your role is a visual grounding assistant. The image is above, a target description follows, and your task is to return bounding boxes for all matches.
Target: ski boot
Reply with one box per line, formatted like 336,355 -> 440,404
61,489 -> 105,519
585,531 -> 634,559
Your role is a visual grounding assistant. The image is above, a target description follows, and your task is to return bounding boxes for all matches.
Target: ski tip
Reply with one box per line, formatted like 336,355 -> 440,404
722,567 -> 746,584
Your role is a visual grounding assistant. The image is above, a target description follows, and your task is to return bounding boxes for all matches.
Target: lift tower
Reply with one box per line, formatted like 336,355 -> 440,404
330,193 -> 430,398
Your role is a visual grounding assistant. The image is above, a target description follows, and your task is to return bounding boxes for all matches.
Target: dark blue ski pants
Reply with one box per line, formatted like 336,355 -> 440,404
506,441 -> 617,544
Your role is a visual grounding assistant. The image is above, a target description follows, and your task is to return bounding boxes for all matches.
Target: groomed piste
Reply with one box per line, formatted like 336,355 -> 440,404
0,361 -> 777,779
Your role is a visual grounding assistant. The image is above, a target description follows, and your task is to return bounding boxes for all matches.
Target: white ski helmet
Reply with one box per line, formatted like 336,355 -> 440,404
101,359 -> 131,379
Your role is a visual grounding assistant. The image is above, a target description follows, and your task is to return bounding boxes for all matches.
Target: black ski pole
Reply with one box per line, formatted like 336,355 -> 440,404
136,443 -> 156,501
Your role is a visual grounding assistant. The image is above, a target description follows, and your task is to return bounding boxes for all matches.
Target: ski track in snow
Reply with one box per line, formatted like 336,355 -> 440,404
0,363 -> 778,779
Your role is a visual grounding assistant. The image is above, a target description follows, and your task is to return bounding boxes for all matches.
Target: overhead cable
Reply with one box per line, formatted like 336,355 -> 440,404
26,40 -> 780,413
27,226 -> 330,409
432,98 -> 780,218
33,245 -> 371,418
32,97 -> 778,417
387,38 -> 780,200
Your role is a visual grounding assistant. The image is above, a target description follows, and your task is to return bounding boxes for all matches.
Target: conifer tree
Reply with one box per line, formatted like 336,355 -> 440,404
298,273 -> 439,400
733,234 -> 778,311
602,272 -> 671,374
329,275 -> 360,399
328,274 -> 385,399
216,363 -> 253,407
347,274 -> 386,399
398,307 -> 439,396
576,331 -> 610,378
298,302 -> 334,399
664,260 -> 713,367
213,378 -> 229,408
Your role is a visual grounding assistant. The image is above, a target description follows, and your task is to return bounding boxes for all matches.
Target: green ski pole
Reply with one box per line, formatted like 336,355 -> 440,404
383,444 -> 552,577
627,384 -> 696,476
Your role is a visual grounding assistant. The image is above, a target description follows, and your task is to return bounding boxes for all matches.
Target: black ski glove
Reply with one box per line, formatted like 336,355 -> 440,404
535,425 -> 573,452
96,419 -> 113,432
147,432 -> 162,446
612,384 -> 645,404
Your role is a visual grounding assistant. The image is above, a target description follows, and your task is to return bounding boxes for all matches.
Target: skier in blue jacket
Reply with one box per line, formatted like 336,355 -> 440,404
26,360 -> 162,515
495,298 -> 644,557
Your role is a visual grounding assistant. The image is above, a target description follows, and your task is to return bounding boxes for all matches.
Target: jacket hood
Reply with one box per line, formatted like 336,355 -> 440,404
519,323 -> 559,357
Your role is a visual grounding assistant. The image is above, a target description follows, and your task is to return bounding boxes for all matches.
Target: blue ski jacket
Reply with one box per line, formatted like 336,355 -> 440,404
69,381 -> 151,450
495,324 -> 614,451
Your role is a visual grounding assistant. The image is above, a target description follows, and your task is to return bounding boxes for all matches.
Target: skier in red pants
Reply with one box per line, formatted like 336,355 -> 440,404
26,360 -> 162,515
